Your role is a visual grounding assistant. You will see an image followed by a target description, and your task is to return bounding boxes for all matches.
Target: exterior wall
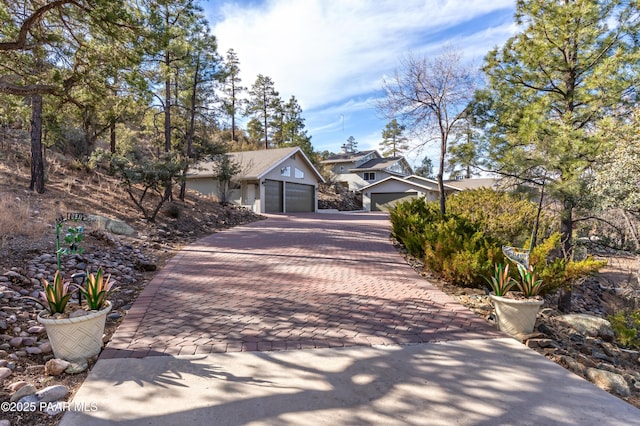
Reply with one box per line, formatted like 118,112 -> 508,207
361,180 -> 439,211
350,170 -> 392,191
261,154 -> 319,186
186,177 -> 220,198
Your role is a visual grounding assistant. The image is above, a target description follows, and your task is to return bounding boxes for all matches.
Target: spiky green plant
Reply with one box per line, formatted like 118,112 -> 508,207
26,270 -> 74,315
483,263 -> 516,296
76,268 -> 116,310
516,264 -> 544,298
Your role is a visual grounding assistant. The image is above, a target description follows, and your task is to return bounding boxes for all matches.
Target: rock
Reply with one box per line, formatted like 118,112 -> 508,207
38,384 -> 69,402
25,346 -> 42,355
65,360 -> 88,374
135,260 -> 157,271
108,312 -> 122,321
526,338 -> 558,349
38,342 -> 52,353
586,368 -> 631,397
9,383 -> 37,402
0,366 -> 11,380
8,337 -> 22,347
69,309 -> 88,319
556,314 -> 615,341
561,355 -> 586,375
27,325 -> 45,334
20,337 -> 35,346
44,358 -> 70,376
7,380 -> 29,392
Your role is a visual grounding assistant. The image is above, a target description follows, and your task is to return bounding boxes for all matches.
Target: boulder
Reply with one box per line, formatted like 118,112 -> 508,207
586,368 -> 631,397
555,314 -> 615,341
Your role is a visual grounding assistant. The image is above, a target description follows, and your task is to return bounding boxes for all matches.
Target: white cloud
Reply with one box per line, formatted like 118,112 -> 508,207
209,0 -> 514,110
205,0 -> 516,153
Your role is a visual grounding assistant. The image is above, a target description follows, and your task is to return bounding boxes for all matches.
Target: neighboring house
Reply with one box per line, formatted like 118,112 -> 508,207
444,177 -> 499,191
320,149 -> 413,191
360,175 -> 460,211
186,146 -> 325,213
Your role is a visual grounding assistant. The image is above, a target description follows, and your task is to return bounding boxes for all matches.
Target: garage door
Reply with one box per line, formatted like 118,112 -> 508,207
371,192 -> 418,211
265,180 -> 283,213
285,182 -> 315,212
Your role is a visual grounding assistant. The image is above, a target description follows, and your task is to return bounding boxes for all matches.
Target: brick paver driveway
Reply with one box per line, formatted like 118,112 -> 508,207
103,213 -> 501,358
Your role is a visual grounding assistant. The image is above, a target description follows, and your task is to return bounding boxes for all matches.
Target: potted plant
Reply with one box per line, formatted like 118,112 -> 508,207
486,262 -> 544,336
32,268 -> 114,362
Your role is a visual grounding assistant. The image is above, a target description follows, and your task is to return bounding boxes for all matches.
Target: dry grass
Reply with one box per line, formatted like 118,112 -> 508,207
0,192 -> 55,247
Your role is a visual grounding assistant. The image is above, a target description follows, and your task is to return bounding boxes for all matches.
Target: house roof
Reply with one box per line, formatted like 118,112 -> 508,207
320,150 -> 379,164
406,175 -> 461,191
350,157 -> 408,172
189,147 -> 325,182
359,176 -> 441,193
444,178 -> 499,190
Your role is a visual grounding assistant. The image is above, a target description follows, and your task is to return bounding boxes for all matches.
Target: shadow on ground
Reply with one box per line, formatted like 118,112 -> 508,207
61,338 -> 640,426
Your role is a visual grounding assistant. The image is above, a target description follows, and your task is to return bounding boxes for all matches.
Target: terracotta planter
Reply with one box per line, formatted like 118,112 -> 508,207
37,301 -> 112,362
489,294 -> 543,336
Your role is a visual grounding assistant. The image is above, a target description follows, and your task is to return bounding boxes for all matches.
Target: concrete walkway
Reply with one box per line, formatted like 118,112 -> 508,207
61,213 -> 640,425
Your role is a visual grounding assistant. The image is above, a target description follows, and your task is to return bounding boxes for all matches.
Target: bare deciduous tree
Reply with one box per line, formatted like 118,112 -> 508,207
378,46 -> 477,214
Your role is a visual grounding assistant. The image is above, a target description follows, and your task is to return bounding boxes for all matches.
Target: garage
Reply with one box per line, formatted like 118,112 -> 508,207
371,191 -> 418,211
265,180 -> 283,213
265,180 -> 315,213
285,182 -> 315,212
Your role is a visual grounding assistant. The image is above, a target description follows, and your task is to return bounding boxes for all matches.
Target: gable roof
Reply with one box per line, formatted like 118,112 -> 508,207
350,157 -> 409,173
320,150 -> 379,164
189,147 -> 325,182
359,176 -> 441,193
406,175 -> 461,191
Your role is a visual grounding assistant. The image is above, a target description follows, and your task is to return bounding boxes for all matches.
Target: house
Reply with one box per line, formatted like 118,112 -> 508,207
444,177 -> 499,190
320,149 -> 413,191
360,175 -> 461,211
186,146 -> 325,213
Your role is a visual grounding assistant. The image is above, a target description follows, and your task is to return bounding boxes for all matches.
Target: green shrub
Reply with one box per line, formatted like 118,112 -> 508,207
531,232 -> 606,293
610,310 -> 640,349
391,198 -> 504,287
447,188 -> 555,247
390,193 -> 604,290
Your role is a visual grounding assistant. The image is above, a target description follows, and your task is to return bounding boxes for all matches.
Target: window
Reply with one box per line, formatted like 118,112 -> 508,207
280,166 -> 291,177
364,172 -> 376,181
294,168 -> 304,178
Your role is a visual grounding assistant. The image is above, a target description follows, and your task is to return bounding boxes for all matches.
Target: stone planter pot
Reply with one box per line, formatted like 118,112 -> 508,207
489,294 -> 543,336
37,301 -> 112,362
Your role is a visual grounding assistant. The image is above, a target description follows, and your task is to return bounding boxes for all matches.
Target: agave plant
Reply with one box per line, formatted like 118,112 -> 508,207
516,263 -> 544,298
76,267 -> 116,310
483,263 -> 516,297
26,270 -> 75,315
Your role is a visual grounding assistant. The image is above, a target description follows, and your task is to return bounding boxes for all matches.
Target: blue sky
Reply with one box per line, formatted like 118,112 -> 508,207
204,0 -> 517,167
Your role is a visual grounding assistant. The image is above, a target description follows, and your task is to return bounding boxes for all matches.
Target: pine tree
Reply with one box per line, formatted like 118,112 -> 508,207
379,119 -> 409,157
246,74 -> 280,149
481,0 -> 640,255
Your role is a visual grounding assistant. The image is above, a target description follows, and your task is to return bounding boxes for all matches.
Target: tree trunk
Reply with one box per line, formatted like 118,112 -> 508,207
558,286 -> 572,313
179,56 -> 200,202
437,131 -> 447,215
163,50 -> 172,201
559,197 -> 573,257
110,119 -> 116,153
231,79 -> 237,143
29,94 -> 45,194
